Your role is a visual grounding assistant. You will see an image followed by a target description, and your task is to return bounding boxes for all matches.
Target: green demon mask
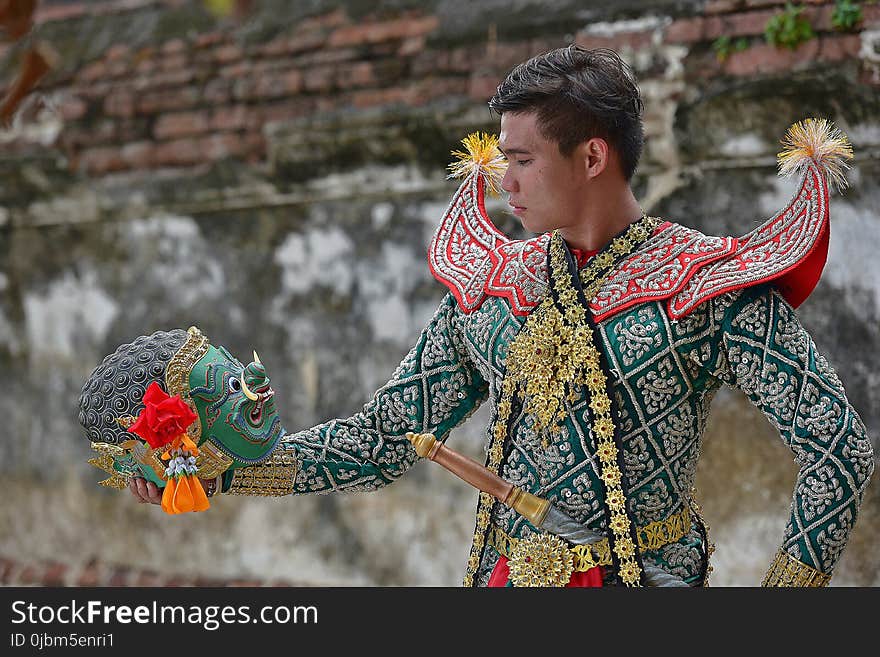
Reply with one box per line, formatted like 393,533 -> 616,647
78,326 -> 286,501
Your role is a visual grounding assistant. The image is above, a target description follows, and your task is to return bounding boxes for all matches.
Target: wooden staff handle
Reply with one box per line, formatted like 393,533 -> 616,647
406,432 -> 550,526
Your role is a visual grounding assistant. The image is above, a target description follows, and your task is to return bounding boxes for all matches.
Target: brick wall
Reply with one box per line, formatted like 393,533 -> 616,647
2,0 -> 877,177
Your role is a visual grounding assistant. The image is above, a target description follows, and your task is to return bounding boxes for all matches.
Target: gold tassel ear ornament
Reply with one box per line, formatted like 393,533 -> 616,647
777,118 -> 854,194
447,132 -> 507,197
88,442 -> 129,490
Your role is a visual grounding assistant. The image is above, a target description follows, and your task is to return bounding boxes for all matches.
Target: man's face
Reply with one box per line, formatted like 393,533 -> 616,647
498,111 -> 589,235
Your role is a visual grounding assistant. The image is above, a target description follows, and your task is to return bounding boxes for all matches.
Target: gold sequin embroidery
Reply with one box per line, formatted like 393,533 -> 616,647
761,548 -> 831,587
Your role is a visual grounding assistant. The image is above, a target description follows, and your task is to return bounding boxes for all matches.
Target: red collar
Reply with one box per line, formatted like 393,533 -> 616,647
570,246 -> 599,268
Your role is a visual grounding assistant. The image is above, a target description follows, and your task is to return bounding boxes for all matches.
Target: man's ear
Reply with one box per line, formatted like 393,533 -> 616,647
580,137 -> 609,179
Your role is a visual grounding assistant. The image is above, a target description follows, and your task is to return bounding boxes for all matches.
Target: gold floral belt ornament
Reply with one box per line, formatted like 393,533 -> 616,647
489,507 -> 692,587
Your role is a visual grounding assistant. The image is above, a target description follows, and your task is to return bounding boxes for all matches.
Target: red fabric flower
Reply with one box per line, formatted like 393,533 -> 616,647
128,381 -> 197,449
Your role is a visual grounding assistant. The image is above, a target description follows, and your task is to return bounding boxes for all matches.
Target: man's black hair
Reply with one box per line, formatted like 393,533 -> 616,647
488,45 -> 644,181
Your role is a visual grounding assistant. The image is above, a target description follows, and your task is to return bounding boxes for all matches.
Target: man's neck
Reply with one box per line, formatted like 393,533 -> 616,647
557,187 -> 644,252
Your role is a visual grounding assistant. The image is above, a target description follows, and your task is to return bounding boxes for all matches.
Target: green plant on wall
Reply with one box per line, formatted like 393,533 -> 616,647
712,35 -> 750,62
831,0 -> 863,31
764,3 -> 815,49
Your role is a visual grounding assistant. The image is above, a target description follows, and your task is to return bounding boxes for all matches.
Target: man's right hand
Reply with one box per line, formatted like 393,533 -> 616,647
129,477 -> 162,504
128,476 -> 221,505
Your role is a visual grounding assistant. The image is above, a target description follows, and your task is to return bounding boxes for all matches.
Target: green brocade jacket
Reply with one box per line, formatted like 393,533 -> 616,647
226,223 -> 873,586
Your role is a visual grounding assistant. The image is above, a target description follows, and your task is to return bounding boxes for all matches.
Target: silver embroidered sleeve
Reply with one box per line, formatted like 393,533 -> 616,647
719,285 -> 875,580
230,294 -> 489,496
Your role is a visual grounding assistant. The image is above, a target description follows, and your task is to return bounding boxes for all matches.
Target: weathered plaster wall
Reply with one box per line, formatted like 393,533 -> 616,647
1,0 -> 878,586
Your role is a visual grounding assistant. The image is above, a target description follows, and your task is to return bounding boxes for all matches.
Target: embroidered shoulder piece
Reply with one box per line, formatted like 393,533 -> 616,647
430,120 -> 851,321
667,163 -> 828,319
603,119 -> 852,320
590,222 -> 736,322
428,172 -> 512,311
430,212 -> 734,320
484,235 -> 549,314
591,160 -> 828,320
428,134 -> 511,312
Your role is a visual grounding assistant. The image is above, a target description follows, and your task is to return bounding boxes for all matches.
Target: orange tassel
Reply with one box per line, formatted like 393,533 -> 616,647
161,433 -> 199,459
161,478 -> 177,514
171,475 -> 194,513
189,476 -> 210,512
158,432 -> 210,514
181,435 -> 200,456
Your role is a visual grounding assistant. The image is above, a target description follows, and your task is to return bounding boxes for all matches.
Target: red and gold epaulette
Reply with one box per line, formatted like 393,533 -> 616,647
429,120 -> 852,322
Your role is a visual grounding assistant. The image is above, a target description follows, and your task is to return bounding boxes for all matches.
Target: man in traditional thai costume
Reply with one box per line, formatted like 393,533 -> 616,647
88,46 -> 873,587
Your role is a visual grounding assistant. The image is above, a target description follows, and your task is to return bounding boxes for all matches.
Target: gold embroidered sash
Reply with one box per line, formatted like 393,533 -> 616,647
462,216 -> 661,587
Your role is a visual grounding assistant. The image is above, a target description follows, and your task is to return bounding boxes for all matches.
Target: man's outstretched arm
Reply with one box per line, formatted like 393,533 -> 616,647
221,292 -> 489,497
717,284 -> 874,585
